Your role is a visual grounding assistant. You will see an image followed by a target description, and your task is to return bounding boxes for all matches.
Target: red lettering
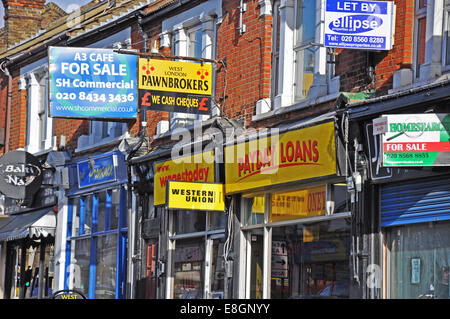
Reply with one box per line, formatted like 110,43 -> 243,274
312,140 -> 319,162
286,141 -> 294,162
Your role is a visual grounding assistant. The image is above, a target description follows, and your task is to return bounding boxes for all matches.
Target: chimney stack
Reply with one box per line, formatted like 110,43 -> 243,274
1,0 -> 46,48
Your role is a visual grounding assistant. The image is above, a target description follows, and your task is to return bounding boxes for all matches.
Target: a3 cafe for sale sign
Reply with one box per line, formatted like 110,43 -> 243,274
138,58 -> 213,115
382,114 -> 450,166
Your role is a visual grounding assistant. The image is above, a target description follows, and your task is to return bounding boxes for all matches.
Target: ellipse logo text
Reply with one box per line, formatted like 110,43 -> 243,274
329,15 -> 383,34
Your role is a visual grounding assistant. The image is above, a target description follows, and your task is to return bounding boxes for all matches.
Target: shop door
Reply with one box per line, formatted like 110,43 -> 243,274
145,241 -> 158,299
205,235 -> 225,299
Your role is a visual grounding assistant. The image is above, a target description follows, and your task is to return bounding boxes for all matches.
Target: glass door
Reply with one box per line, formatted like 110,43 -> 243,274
205,235 -> 225,298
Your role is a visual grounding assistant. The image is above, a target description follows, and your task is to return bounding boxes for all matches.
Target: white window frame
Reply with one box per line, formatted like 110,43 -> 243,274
160,0 -> 221,132
272,0 -> 327,109
443,0 -> 450,72
413,1 -> 427,79
21,62 -> 54,155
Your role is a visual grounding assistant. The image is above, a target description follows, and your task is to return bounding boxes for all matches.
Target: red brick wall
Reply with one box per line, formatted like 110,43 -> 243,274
216,0 -> 272,127
8,70 -> 26,150
2,0 -> 46,48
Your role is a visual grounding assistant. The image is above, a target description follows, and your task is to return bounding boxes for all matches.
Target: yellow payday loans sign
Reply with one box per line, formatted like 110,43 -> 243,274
167,181 -> 225,212
224,121 -> 336,194
154,151 -> 215,206
139,59 -> 212,95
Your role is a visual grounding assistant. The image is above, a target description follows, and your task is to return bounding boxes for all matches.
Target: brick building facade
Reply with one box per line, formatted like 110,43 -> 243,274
0,0 -> 449,300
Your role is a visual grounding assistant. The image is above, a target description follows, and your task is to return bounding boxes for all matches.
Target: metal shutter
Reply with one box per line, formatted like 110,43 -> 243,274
381,176 -> 450,227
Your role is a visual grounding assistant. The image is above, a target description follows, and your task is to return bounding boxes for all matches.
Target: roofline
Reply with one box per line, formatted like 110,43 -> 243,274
346,78 -> 450,120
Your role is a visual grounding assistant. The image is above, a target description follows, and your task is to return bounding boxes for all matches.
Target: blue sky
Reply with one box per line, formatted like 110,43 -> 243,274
0,0 -> 95,28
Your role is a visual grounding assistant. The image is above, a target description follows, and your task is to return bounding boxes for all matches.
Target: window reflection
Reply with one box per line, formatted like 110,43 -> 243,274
96,234 -> 118,299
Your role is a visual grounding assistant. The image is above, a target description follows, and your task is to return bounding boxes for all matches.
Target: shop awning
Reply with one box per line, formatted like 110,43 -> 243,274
0,208 -> 56,242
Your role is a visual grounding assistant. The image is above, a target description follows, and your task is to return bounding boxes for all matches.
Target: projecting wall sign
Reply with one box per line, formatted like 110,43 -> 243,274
324,0 -> 396,50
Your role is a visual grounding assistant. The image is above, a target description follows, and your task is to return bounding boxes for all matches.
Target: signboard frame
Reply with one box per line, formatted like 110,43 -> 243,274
381,114 -> 450,167
166,181 -> 226,212
153,150 -> 216,206
224,121 -> 337,195
48,46 -> 138,120
324,0 -> 396,51
138,58 -> 213,115
77,154 -> 118,189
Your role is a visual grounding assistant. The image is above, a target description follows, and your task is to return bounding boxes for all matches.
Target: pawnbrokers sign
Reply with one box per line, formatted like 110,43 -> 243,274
382,114 -> 450,166
49,47 -> 137,119
138,59 -> 212,115
324,0 -> 395,50
167,181 -> 225,212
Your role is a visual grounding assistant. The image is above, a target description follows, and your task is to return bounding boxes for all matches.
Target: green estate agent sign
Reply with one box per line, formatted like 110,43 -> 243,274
381,114 -> 450,166
49,46 -> 137,119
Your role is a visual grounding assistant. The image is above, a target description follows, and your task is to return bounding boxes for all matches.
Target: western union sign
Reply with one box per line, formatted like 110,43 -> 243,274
138,58 -> 213,115
167,181 -> 225,212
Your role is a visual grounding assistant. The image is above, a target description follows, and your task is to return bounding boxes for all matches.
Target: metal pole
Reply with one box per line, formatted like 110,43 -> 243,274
18,242 -> 27,299
38,240 -> 46,299
113,49 -> 223,65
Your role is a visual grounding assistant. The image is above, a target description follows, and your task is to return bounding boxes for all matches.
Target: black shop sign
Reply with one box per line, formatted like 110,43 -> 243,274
0,151 -> 43,202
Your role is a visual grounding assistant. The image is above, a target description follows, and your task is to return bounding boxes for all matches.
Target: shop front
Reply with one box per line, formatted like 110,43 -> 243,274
0,151 -> 57,299
152,150 -> 227,299
62,151 -> 128,299
374,114 -> 450,299
225,120 -> 352,299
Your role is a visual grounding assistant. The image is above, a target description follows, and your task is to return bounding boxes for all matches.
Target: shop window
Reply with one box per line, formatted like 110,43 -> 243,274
95,233 -> 118,299
270,219 -> 350,299
248,229 -> 264,299
173,238 -> 205,299
239,184 -> 351,299
174,210 -> 207,234
169,205 -> 227,298
66,187 -> 127,299
385,220 -> 450,299
242,195 -> 265,226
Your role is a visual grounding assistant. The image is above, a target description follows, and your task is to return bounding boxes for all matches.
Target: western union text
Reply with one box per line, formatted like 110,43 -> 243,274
171,188 -> 215,203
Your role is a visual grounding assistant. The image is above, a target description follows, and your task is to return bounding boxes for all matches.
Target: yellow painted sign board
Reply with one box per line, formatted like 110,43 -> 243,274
154,151 -> 215,206
224,121 -> 336,194
139,59 -> 212,95
167,181 -> 225,212
269,185 -> 327,222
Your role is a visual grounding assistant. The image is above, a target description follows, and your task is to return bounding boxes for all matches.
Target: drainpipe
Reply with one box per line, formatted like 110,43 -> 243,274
1,61 -> 12,153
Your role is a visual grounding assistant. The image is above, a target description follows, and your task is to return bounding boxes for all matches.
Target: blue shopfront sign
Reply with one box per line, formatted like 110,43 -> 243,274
324,0 -> 395,50
77,154 -> 117,188
49,47 -> 137,119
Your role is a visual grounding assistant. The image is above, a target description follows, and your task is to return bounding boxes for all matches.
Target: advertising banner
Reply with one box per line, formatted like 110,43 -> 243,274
382,114 -> 450,166
167,181 -> 225,212
224,121 -> 336,194
49,47 -> 137,119
154,151 -> 215,206
77,154 -> 117,188
138,58 -> 212,115
324,0 -> 395,50
270,185 -> 327,222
